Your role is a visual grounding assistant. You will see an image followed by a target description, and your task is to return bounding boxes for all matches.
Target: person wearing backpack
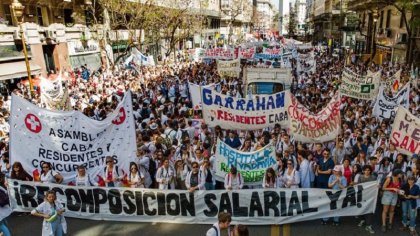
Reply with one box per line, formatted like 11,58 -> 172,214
102,156 -> 121,187
206,212 -> 231,236
136,147 -> 153,188
0,173 -> 11,236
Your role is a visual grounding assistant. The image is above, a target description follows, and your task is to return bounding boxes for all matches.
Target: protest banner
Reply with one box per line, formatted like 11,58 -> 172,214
217,59 -> 241,78
201,87 -> 290,130
10,91 -> 137,183
214,139 -> 276,184
296,60 -> 316,74
339,70 -> 381,100
238,47 -> 256,59
189,82 -> 218,110
9,180 -> 378,225
390,107 -> 420,156
373,83 -> 410,120
288,92 -> 341,143
40,74 -> 71,111
382,70 -> 401,92
204,48 -> 236,59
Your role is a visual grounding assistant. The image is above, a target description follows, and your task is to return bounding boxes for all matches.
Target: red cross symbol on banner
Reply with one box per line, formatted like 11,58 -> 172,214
25,114 -> 42,133
112,107 -> 126,125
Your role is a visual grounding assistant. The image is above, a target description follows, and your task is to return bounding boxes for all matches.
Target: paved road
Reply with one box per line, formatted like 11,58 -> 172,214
6,209 -> 413,236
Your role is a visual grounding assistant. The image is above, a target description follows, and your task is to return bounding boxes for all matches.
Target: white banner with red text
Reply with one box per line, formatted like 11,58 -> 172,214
201,87 -> 290,130
8,180 -> 378,225
10,92 -> 137,183
288,93 -> 341,143
390,107 -> 420,156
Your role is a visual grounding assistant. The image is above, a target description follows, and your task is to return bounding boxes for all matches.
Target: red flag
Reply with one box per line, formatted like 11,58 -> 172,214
121,170 -> 129,187
33,169 -> 40,182
97,175 -> 105,187
392,80 -> 399,92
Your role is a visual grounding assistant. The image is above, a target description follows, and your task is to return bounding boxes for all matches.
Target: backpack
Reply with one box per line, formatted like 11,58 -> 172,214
161,134 -> 172,150
0,187 -> 9,207
181,129 -> 190,141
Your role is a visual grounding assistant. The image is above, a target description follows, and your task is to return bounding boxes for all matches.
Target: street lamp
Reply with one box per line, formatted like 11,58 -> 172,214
11,0 -> 34,98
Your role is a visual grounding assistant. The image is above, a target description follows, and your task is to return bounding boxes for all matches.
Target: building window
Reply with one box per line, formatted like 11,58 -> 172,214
2,4 -> 13,26
37,7 -> 44,26
386,9 -> 391,28
64,9 -> 73,25
379,10 -> 384,29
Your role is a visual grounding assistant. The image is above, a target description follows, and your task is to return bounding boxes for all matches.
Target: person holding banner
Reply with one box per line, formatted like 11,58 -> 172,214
40,162 -> 63,184
102,156 -> 121,187
10,161 -> 33,181
72,165 -> 97,186
31,190 -> 67,236
262,167 -> 277,188
185,162 -> 205,192
128,162 -> 145,188
156,159 -> 174,190
298,151 -> 311,188
174,160 -> 188,190
282,160 -> 300,188
224,166 -> 244,190
202,159 -> 216,190
322,165 -> 347,226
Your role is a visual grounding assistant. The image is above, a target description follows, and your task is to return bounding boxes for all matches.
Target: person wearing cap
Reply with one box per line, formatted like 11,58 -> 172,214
381,168 -> 404,232
102,156 -> 121,187
321,165 -> 347,226
224,166 -> 243,190
356,165 -> 377,233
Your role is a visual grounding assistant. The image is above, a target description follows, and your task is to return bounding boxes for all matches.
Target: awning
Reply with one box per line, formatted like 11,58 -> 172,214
0,60 -> 41,81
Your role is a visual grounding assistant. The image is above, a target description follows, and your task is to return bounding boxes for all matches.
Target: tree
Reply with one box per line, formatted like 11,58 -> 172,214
287,6 -> 298,38
221,0 -> 252,44
154,0 -> 203,60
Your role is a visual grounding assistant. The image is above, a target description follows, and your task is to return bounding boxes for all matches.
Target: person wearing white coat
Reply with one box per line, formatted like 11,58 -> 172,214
224,166 -> 244,190
0,173 -> 11,236
31,190 -> 67,236
185,162 -> 205,192
298,151 -> 311,188
156,159 -> 174,190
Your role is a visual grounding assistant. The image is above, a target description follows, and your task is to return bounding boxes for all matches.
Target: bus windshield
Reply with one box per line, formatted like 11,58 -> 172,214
248,82 -> 284,94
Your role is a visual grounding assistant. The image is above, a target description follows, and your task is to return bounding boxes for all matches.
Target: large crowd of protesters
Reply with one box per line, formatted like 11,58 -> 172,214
0,39 -> 418,236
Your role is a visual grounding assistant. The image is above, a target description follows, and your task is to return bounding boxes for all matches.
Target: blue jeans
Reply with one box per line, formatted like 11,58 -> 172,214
205,182 -> 215,190
51,218 -> 63,236
402,201 -> 417,230
0,219 -> 11,236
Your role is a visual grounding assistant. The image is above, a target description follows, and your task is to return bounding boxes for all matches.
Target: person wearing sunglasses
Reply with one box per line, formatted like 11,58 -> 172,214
128,162 -> 144,188
282,160 -> 300,188
40,162 -> 63,184
185,162 -> 205,192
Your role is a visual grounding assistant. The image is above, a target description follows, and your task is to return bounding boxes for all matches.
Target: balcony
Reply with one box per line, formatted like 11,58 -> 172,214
347,0 -> 391,11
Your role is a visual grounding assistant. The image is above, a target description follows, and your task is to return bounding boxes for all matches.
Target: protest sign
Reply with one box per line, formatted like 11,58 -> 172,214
40,74 -> 71,111
214,139 -> 276,184
204,48 -> 236,59
10,91 -> 137,183
339,70 -> 381,100
238,47 -> 256,59
201,87 -> 289,130
217,59 -> 241,78
390,107 -> 420,156
189,82 -> 218,110
288,92 -> 341,143
9,180 -> 378,225
296,60 -> 316,74
382,70 -> 401,92
373,83 -> 410,120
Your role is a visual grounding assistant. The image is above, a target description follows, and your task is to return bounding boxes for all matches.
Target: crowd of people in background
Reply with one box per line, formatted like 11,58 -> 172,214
0,40 -> 418,236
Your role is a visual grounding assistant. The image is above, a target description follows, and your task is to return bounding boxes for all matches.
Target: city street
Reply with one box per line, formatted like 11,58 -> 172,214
7,207 -> 412,236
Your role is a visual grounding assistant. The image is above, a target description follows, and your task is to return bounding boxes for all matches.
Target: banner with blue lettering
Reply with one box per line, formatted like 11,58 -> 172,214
201,87 -> 290,130
214,139 -> 276,185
